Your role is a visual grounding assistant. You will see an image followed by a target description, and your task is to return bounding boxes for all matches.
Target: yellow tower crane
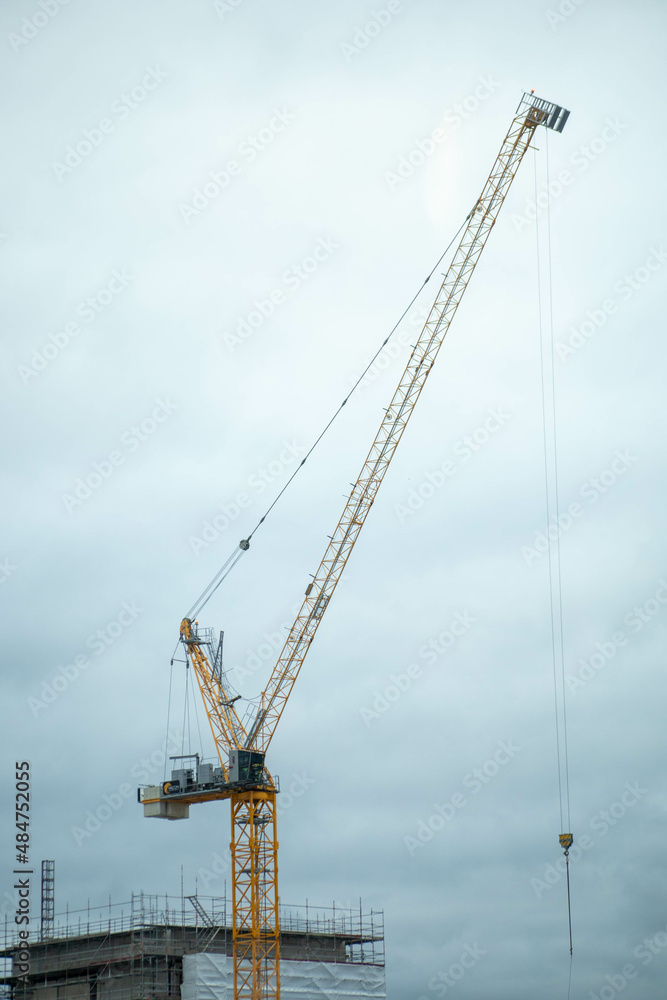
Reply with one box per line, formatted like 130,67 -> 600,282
139,92 -> 570,1000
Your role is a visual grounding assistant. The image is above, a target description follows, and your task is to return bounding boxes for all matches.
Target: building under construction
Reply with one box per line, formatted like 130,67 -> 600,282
0,892 -> 385,1000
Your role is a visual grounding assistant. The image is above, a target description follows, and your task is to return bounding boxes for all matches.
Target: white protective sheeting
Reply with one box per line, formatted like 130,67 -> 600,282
182,953 -> 386,1000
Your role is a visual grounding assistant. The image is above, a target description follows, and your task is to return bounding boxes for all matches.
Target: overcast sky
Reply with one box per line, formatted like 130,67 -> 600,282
2,1 -> 667,997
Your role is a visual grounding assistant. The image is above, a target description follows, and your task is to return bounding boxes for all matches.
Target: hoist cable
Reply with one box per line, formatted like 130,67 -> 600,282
182,662 -> 190,758
535,137 -> 575,970
546,131 -> 572,830
192,681 -> 205,764
567,954 -> 573,1000
186,546 -> 247,621
244,211 -> 473,544
535,146 -> 565,832
164,654 -> 175,782
184,211 -> 473,622
565,851 -> 573,956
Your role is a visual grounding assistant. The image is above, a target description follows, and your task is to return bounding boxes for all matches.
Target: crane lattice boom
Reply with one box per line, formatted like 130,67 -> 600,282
139,91 -> 570,1000
245,92 -> 567,755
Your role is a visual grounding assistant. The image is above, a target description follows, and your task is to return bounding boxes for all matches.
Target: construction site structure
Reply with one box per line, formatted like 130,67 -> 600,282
0,893 -> 384,1000
39,863 -> 54,942
138,90 -> 570,999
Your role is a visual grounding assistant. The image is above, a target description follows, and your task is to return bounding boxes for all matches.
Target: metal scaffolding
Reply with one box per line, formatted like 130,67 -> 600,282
0,892 -> 384,1000
39,863 -> 54,942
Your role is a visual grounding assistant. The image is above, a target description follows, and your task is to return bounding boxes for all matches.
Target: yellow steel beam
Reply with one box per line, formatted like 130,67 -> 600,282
231,789 -> 280,1000
245,97 -> 554,756
180,617 -> 249,774
140,788 -> 234,806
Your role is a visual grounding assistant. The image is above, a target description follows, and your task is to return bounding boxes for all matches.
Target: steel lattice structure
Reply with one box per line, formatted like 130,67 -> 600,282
244,93 -> 566,756
231,792 -> 280,996
140,92 -> 569,1000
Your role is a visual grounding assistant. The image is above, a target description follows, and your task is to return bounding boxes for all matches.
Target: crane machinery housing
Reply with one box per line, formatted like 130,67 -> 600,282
139,90 -> 570,1000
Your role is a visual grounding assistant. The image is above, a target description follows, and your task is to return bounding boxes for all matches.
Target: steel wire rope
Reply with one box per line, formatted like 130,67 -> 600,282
546,130 -> 572,832
181,661 -> 191,758
186,210 -> 474,622
546,131 -> 574,981
243,214 -> 473,544
535,146 -> 565,831
163,655 -> 175,783
191,674 -> 205,765
186,547 -> 246,621
535,139 -> 574,986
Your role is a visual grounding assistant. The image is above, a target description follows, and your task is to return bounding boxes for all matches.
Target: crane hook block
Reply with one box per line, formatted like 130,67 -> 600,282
559,833 -> 574,852
239,538 -> 250,551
